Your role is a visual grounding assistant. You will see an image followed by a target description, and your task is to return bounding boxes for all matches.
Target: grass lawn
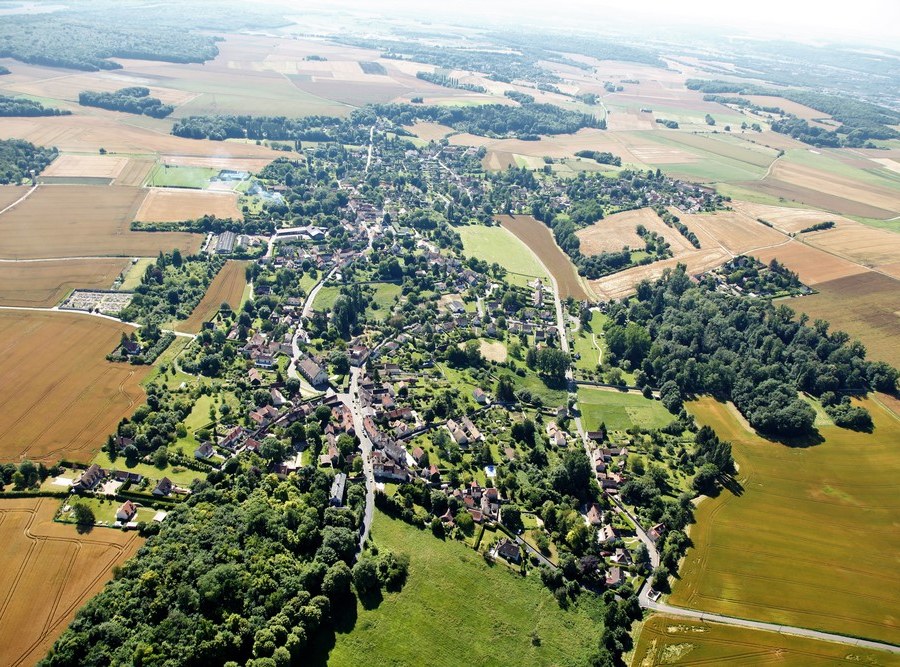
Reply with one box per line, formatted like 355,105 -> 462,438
671,396 -> 900,645
577,387 -> 673,432
141,335 -> 193,387
573,311 -> 607,373
313,285 -> 341,312
317,511 -> 606,666
457,224 -> 549,288
147,165 -> 218,189
117,258 -> 154,291
366,282 -> 402,317
633,614 -> 900,666
63,495 -> 158,526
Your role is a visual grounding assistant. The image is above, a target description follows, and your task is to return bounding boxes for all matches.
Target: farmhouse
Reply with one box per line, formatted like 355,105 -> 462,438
298,356 -> 329,386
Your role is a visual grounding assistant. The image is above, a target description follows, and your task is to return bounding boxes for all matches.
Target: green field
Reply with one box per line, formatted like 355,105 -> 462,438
633,614 -> 900,666
90,450 -> 204,488
147,165 -> 218,189
577,387 -> 673,432
671,396 -> 900,645
573,311 -> 606,372
117,258 -> 154,291
457,224 -> 549,288
319,511 -> 607,666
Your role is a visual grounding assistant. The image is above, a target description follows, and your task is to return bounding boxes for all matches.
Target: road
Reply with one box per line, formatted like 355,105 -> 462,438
339,366 -> 376,553
288,265 -> 339,380
364,125 -> 375,173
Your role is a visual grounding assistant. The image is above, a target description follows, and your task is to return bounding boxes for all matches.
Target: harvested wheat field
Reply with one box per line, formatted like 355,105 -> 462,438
135,189 -> 242,223
675,208 -> 787,256
801,221 -> 900,269
40,155 -> 130,180
731,200 -> 855,234
0,258 -> 130,308
482,150 -> 517,171
781,272 -> 900,368
0,185 -> 26,211
0,185 -> 201,259
752,241 -> 866,285
577,207 -> 695,257
590,249 -> 729,300
0,497 -> 143,667
0,311 -> 149,463
497,215 -> 592,300
0,115 -> 281,159
175,260 -> 248,333
404,123 -> 456,142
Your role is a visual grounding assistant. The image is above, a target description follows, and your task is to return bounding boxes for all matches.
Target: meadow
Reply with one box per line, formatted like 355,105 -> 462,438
147,165 -> 218,189
174,260 -> 248,333
577,387 -> 673,433
456,223 -> 549,287
0,497 -> 143,667
0,311 -> 149,463
318,511 -> 606,666
632,614 -> 900,666
670,396 -> 900,645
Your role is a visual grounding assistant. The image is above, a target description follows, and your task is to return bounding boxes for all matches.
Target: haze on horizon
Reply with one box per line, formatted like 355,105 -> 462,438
302,0 -> 900,48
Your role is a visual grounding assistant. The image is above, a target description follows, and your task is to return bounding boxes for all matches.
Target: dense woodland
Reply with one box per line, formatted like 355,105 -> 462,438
38,465 -> 402,667
172,114 -> 369,143
0,94 -> 71,118
79,86 -> 174,118
609,265 -> 898,437
0,139 -> 58,184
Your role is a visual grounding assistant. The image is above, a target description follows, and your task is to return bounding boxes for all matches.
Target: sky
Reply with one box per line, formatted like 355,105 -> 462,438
313,0 -> 900,47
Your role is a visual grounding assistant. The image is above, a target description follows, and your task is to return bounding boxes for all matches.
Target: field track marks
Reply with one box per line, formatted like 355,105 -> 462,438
0,506 -> 38,623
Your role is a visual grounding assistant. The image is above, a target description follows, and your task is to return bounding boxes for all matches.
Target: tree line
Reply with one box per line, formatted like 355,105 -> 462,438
0,94 -> 71,118
0,139 -> 58,184
79,86 -> 174,118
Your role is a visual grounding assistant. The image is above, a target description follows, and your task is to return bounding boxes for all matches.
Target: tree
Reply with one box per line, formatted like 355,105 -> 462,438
322,561 -> 352,601
502,504 -> 523,532
352,558 -> 381,596
72,503 -> 95,525
260,436 -> 287,463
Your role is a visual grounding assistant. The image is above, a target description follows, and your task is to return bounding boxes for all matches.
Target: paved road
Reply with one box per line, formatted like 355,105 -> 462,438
288,265 -> 339,380
339,366 -> 375,553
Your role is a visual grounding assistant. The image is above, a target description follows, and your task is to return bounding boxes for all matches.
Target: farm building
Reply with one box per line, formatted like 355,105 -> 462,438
215,231 -> 236,254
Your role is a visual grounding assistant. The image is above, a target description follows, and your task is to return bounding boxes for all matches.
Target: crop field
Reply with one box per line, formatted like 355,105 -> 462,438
39,154 -> 130,180
319,511 -> 605,666
577,387 -> 673,433
576,207 -> 696,258
135,188 -> 242,222
496,214 -> 592,300
0,114 -> 281,159
0,185 -> 25,210
174,260 -> 248,333
751,159 -> 900,219
780,272 -> 900,368
0,497 -> 143,667
674,209 -> 787,256
752,240 -> 866,285
0,311 -> 149,463
731,200 -> 855,234
589,248 -> 729,300
481,149 -> 518,171
632,614 -> 900,666
404,122 -> 454,141
671,396 -> 900,645
0,185 -> 201,259
799,221 -> 900,270
0,258 -> 130,308
457,224 -> 549,287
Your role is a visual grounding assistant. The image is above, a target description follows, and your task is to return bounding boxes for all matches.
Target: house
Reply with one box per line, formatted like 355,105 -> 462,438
600,525 -> 619,542
247,368 -> 262,384
612,548 -> 632,566
330,473 -> 347,507
115,500 -> 138,522
220,426 -> 244,449
298,356 -> 329,386
649,523 -> 667,542
270,387 -> 289,406
255,353 -> 275,369
412,446 -> 426,464
496,538 -> 521,564
472,388 -> 488,404
152,477 -> 174,497
250,404 -> 279,427
73,464 -> 105,491
586,503 -> 604,526
605,566 -> 625,588
121,338 -> 142,356
194,442 -> 215,459
348,345 -> 370,367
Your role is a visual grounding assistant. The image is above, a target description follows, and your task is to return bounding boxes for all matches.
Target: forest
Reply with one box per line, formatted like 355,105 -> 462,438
79,87 -> 174,118
171,114 -> 369,143
39,464 -> 407,667
608,265 -> 899,438
0,139 -> 58,184
0,94 -> 72,118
